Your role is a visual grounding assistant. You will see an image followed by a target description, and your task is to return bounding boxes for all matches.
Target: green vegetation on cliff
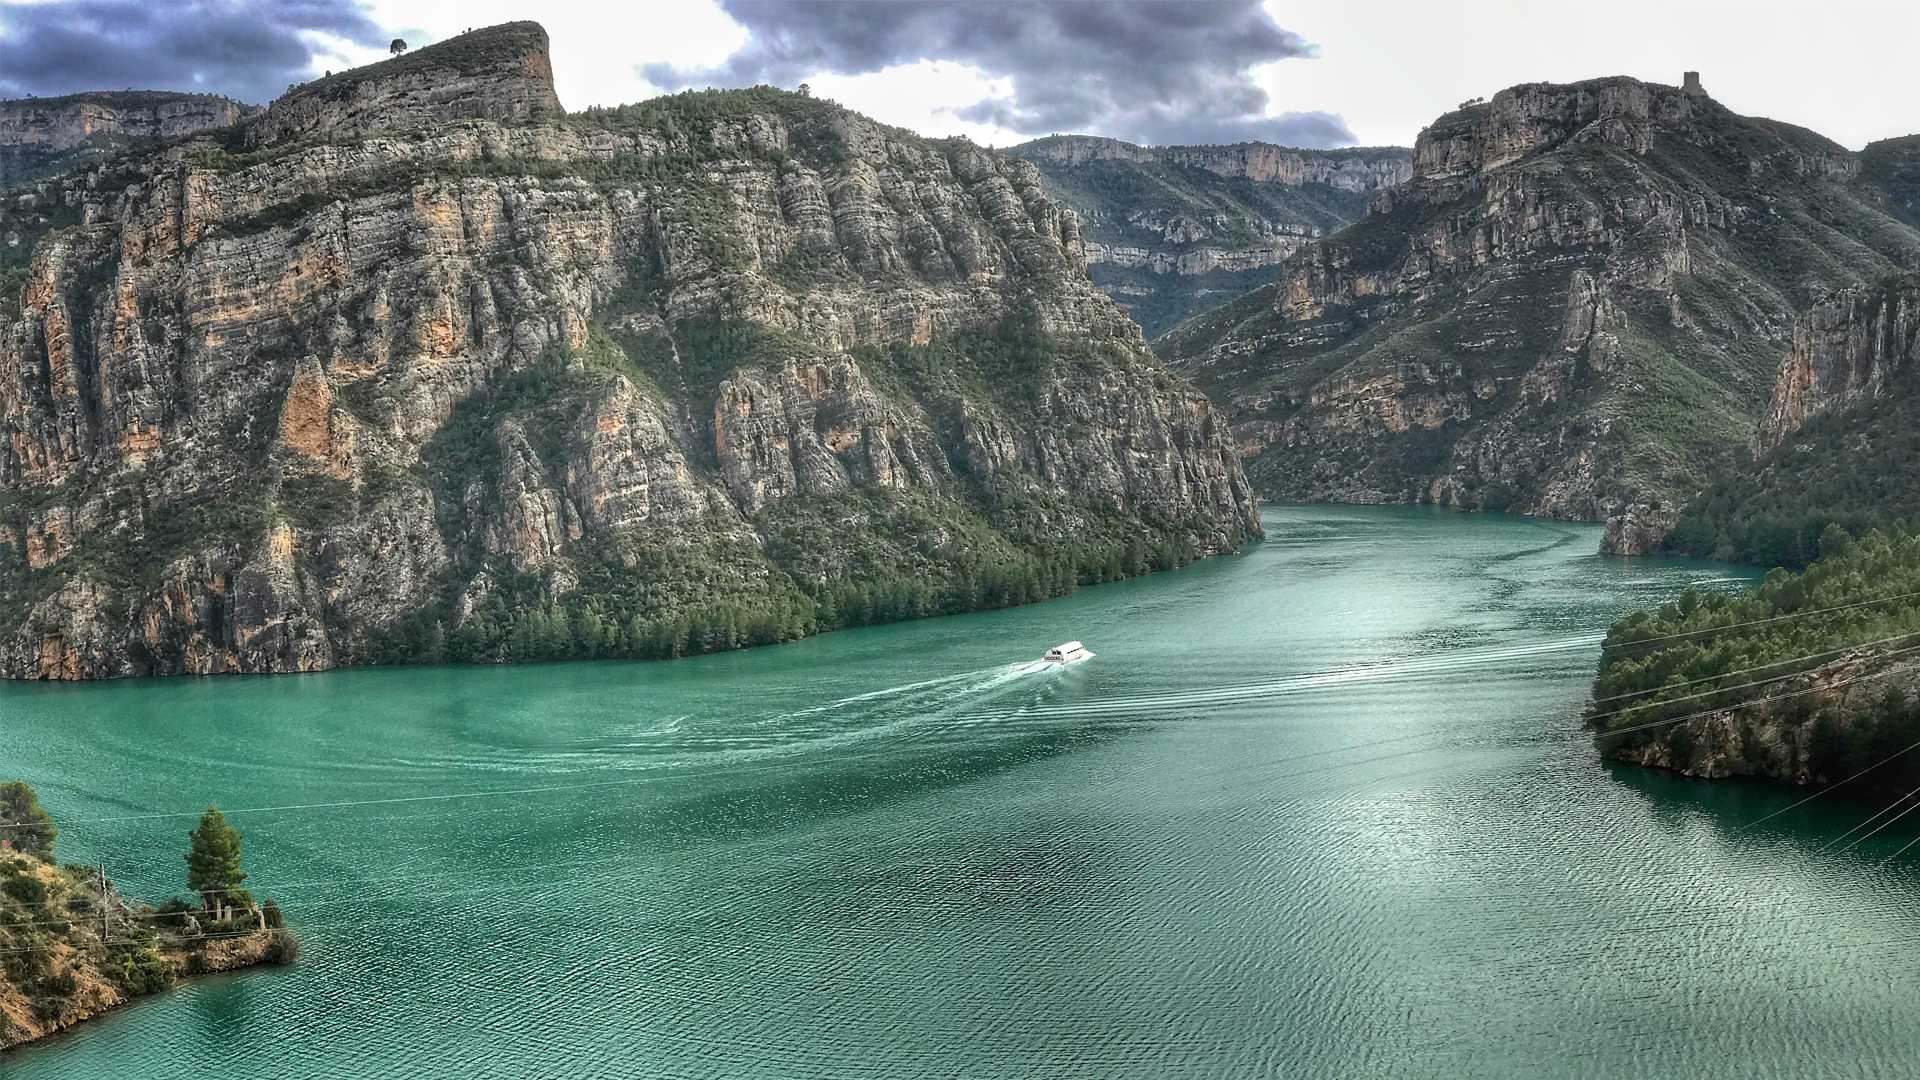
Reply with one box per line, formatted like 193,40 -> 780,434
1664,383 -> 1920,566
0,785 -> 293,1049
1861,135 -> 1920,230
1590,529 -> 1920,779
1663,276 -> 1920,567
380,317 -> 1229,669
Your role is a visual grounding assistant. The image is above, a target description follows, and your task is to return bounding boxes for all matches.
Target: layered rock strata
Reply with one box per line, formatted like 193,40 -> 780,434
0,23 -> 1259,679
1157,76 -> 1920,552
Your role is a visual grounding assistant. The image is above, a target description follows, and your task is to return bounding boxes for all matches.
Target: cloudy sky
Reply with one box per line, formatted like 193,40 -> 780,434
0,0 -> 1916,150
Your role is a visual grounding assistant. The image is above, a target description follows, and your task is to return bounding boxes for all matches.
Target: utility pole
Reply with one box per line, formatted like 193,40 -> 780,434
97,865 -> 109,945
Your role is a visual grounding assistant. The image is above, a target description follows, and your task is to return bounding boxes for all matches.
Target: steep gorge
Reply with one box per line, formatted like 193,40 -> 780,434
1157,76 -> 1920,550
0,23 -> 1258,680
1011,135 -> 1409,335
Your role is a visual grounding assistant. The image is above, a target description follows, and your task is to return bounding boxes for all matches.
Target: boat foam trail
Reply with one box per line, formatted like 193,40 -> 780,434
952,634 -> 1606,725
998,635 -> 1603,717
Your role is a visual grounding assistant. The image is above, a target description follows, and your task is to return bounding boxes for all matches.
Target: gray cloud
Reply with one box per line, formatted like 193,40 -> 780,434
642,0 -> 1356,148
0,0 -> 388,105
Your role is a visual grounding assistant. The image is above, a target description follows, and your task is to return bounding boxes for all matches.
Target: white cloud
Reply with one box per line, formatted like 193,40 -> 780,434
1262,0 -> 1920,150
363,0 -> 1918,151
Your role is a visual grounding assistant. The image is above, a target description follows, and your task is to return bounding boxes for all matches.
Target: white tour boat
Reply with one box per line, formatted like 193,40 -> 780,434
1040,641 -> 1094,665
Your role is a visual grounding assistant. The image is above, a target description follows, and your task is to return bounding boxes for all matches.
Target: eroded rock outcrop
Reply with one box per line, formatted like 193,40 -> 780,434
242,22 -> 561,147
0,92 -> 254,151
1607,650 -> 1920,782
1758,275 -> 1920,452
0,91 -> 257,187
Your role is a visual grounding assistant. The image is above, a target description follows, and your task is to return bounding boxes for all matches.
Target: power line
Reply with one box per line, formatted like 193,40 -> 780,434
15,646 -> 1920,932
1601,586 -> 1920,651
1591,662 -> 1920,741
11,584 -> 1920,834
1737,734 -> 1920,833
1820,784 -> 1920,852
1588,642 -> 1920,727
1590,631 -> 1920,706
13,587 -> 1920,935
1879,828 -> 1920,865
1839,788 -> 1920,853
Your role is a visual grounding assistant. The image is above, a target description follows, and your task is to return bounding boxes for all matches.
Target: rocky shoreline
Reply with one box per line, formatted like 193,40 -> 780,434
2,925 -> 285,1052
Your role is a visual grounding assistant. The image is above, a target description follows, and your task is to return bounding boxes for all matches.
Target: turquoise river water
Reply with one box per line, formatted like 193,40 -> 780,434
7,505 -> 1920,1078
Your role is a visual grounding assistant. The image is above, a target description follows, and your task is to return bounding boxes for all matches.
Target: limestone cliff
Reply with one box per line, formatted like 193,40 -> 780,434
1010,135 -> 1410,335
1658,274 -> 1920,564
1157,76 -> 1920,552
0,91 -> 256,187
240,22 -> 561,147
1758,275 -> 1920,452
0,23 -> 1258,680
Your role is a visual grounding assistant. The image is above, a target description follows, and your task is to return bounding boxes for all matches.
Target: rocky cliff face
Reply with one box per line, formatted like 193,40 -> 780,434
1019,135 -> 1411,192
0,23 -> 1258,680
0,91 -> 256,186
240,22 -> 561,147
1158,76 -> 1920,550
0,92 -> 253,151
1758,275 -> 1920,452
1656,272 -> 1920,564
1010,135 -> 1410,336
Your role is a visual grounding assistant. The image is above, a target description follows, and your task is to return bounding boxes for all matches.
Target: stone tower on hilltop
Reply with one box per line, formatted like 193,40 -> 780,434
1683,71 -> 1705,95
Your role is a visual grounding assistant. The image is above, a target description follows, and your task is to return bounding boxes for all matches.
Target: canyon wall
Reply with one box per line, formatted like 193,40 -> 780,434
0,23 -> 1258,680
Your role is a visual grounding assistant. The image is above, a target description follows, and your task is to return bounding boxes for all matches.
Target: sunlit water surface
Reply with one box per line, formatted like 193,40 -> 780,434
7,506 -> 1918,1078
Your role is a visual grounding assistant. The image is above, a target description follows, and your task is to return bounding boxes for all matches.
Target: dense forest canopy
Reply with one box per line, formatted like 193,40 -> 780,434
1664,372 -> 1920,567
1591,528 -> 1920,784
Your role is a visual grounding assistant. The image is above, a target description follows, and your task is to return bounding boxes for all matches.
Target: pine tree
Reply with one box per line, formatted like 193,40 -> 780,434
186,807 -> 248,919
0,781 -> 56,859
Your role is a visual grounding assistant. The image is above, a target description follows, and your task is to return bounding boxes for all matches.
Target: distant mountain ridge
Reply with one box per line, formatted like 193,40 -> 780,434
1009,134 -> 1411,335
1156,74 -> 1920,550
0,90 -> 257,187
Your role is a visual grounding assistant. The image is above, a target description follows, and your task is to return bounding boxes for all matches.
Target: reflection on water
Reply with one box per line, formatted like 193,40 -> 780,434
10,505 -> 1920,1079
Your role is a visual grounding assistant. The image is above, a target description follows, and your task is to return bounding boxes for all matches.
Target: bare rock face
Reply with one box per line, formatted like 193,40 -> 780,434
1600,502 -> 1680,556
1158,75 -> 1920,551
1010,135 -> 1411,336
1016,134 -> 1411,193
243,22 -> 562,147
0,92 -> 255,151
0,23 -> 1258,680
1757,275 -> 1920,453
0,91 -> 258,186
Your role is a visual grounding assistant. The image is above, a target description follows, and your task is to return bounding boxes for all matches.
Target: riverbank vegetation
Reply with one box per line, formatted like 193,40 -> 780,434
1590,528 -> 1920,783
0,784 -> 292,1051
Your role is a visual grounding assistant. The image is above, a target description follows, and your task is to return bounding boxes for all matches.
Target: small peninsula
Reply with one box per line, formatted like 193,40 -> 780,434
0,784 -> 293,1051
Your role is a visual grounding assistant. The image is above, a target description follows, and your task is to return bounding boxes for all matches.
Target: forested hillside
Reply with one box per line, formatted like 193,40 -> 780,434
1591,529 -> 1920,783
